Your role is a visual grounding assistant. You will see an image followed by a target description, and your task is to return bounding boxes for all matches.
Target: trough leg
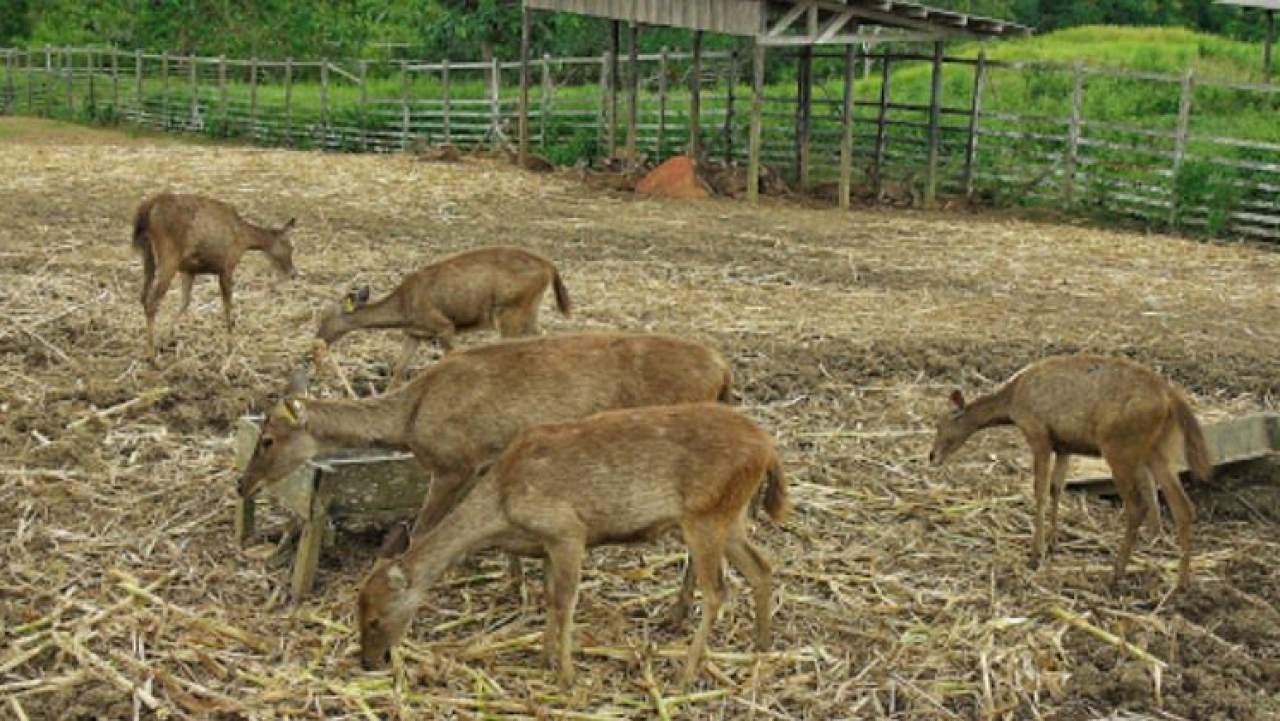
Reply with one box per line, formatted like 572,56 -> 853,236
235,495 -> 256,547
290,491 -> 331,602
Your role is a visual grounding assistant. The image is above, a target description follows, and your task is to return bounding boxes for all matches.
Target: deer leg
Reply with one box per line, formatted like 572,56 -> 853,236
679,519 -> 727,688
143,262 -> 179,362
218,272 -> 235,333
388,335 -> 421,386
410,471 -> 470,539
1047,452 -> 1071,551
544,538 -> 585,689
1025,435 -> 1054,569
1107,458 -> 1148,587
1148,453 -> 1196,589
667,554 -> 697,628
178,273 -> 194,314
1138,467 -> 1163,536
725,532 -> 774,651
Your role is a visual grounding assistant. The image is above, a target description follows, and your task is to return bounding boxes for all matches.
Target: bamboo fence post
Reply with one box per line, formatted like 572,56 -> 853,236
597,52 -> 608,158
133,50 -> 142,122
724,49 -> 738,162
747,40 -> 765,203
217,56 -> 227,135
626,21 -> 639,167
400,60 -> 410,149
111,50 -> 119,116
874,54 -> 892,197
657,46 -> 669,159
5,50 -> 14,112
1168,69 -> 1195,228
27,50 -> 35,113
690,30 -> 703,158
1266,9 -> 1275,82
604,48 -> 617,154
64,48 -> 73,118
489,56 -> 502,149
839,43 -> 856,210
87,49 -> 96,115
442,59 -> 451,143
540,53 -> 552,149
188,54 -> 198,130
963,49 -> 987,199
284,57 -> 294,145
358,60 -> 369,151
924,41 -> 944,209
1062,61 -> 1085,205
161,51 -> 169,127
320,58 -> 330,147
43,45 -> 51,117
609,20 -> 620,155
248,57 -> 258,141
796,46 -> 813,190
519,6 -> 532,166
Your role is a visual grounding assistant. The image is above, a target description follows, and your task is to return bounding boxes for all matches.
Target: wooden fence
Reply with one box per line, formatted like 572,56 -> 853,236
2,45 -> 1277,241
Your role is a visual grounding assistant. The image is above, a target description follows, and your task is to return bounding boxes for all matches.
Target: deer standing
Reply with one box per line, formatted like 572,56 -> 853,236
316,246 -> 570,382
132,193 -> 297,361
929,355 -> 1212,588
357,403 -> 788,688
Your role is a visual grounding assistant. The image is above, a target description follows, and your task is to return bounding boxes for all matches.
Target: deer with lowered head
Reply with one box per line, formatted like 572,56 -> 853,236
929,355 -> 1212,589
239,332 -> 733,545
316,246 -> 571,382
132,193 -> 297,361
357,402 -> 789,688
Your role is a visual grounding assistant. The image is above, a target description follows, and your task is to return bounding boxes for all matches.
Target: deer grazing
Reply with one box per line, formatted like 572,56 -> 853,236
238,333 -> 733,543
316,246 -> 571,382
132,193 -> 297,361
929,355 -> 1212,589
357,403 -> 788,688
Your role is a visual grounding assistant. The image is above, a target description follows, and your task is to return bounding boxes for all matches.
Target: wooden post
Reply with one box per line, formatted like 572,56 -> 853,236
161,51 -> 169,128
442,59 -> 452,143
519,5 -> 532,166
626,21 -> 639,167
1266,9 -> 1275,82
963,49 -> 987,199
724,49 -> 739,162
319,58 -> 330,147
796,46 -> 813,190
540,53 -> 552,149
400,60 -> 410,149
188,54 -> 198,129
839,43 -> 856,210
1063,60 -> 1085,206
690,29 -> 703,158
658,46 -> 669,159
488,56 -> 502,149
249,57 -> 258,141
43,46 -> 51,118
1169,69 -> 1195,227
64,48 -> 73,117
874,54 -> 892,197
4,50 -> 13,112
747,40 -> 766,203
358,60 -> 369,151
133,50 -> 142,122
27,51 -> 34,113
217,56 -> 227,133
289,482 -> 329,602
924,41 -> 944,210
284,57 -> 294,145
598,51 -> 608,157
604,24 -> 619,156
235,497 -> 256,546
87,50 -> 96,114
111,50 -> 119,116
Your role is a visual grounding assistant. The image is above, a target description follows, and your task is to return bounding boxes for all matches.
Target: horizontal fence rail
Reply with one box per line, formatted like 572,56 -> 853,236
2,45 -> 1277,241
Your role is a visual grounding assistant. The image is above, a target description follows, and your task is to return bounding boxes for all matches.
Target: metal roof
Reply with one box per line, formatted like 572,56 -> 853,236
524,0 -> 1032,41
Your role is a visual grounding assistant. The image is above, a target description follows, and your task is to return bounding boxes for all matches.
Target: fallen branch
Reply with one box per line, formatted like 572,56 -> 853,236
67,386 -> 172,430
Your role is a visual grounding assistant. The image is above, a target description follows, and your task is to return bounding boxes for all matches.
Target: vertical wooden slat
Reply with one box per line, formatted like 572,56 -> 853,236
540,53 -> 553,149
358,60 -> 369,151
249,57 -> 258,141
1063,60 -> 1085,206
626,21 -> 639,166
1168,69 -> 1195,228
4,50 -> 13,112
442,59 -> 451,143
489,56 -> 501,149
188,54 -> 198,130
689,29 -> 703,158
161,52 -> 170,128
747,40 -> 766,203
400,60 -> 411,149
963,50 -> 987,199
1266,9 -> 1275,82
924,41 -> 944,210
284,57 -> 294,146
88,50 -> 96,115
28,50 -> 36,113
111,51 -> 119,118
519,5 -> 532,166
724,49 -> 738,163
218,56 -> 227,133
658,46 -> 669,159
839,42 -> 856,210
874,54 -> 892,198
64,48 -> 73,118
605,24 -> 619,155
796,46 -> 813,190
598,51 -> 608,159
319,59 -> 330,148
43,46 -> 52,118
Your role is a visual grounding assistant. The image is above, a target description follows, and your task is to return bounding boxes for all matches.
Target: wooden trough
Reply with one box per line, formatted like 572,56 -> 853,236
1067,412 -> 1280,494
232,416 -> 432,599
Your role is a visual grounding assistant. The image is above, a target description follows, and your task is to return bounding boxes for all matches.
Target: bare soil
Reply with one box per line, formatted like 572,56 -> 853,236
1,117 -> 1278,719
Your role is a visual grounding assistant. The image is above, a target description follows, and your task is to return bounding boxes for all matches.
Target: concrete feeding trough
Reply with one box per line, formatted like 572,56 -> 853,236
1067,412 -> 1280,494
232,416 -> 432,600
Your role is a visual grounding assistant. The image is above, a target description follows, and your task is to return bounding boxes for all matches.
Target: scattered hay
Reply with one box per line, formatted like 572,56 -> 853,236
1,118 -> 1278,718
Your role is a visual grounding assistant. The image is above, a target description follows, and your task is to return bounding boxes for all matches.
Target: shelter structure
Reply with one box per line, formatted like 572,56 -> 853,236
1216,0 -> 1277,81
517,0 -> 1030,207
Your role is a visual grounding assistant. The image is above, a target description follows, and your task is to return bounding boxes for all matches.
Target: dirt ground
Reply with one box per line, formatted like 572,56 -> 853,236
1,116 -> 1278,719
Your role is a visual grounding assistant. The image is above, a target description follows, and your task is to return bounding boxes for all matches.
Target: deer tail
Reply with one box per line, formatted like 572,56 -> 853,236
761,454 -> 790,524
1173,393 -> 1213,482
552,268 -> 571,317
132,196 -> 157,253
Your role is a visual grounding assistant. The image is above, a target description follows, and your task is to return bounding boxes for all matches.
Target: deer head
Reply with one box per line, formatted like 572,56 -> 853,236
237,369 -> 316,498
927,390 -> 973,465
356,551 -> 417,670
316,285 -> 372,344
265,217 -> 299,280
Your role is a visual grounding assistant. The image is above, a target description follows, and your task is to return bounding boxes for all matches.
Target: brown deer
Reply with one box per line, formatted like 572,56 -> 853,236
132,193 -> 297,361
238,333 -> 734,543
929,355 -> 1213,589
357,402 -> 789,688
316,246 -> 571,382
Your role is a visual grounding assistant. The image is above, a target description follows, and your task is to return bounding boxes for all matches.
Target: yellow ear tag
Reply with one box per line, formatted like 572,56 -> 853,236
278,401 -> 299,426
343,297 -> 356,313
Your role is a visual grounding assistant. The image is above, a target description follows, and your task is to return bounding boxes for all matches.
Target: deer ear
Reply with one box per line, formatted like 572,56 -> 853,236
287,366 -> 310,396
280,217 -> 297,233
386,564 -> 408,592
949,390 -> 966,410
378,524 -> 411,559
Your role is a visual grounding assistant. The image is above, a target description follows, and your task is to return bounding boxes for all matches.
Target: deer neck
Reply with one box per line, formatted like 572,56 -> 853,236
297,393 -> 413,450
963,386 -> 1015,431
346,295 -> 410,331
243,220 -> 281,252
399,479 -> 510,594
